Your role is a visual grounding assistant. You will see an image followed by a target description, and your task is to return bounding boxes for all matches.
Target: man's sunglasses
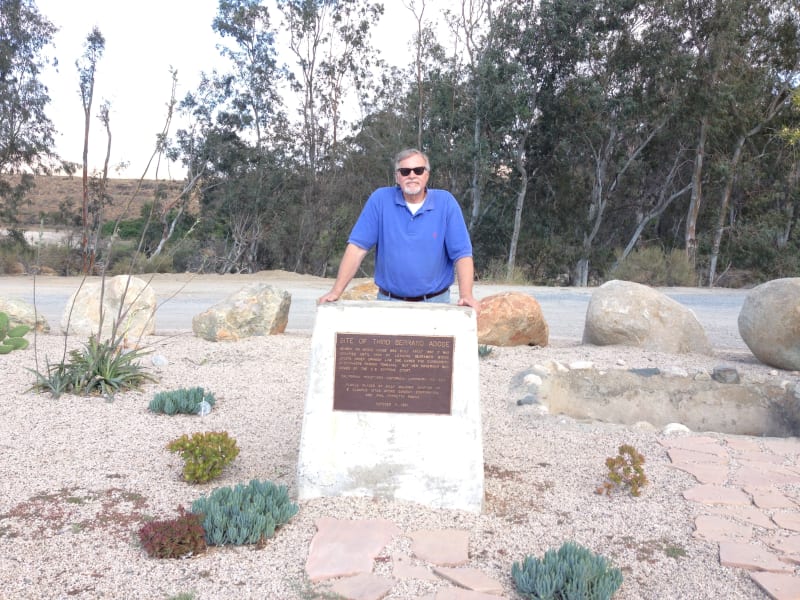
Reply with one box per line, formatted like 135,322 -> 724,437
396,166 -> 427,176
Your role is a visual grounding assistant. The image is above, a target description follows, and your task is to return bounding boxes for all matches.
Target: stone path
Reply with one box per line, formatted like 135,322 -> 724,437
304,436 -> 800,600
661,435 -> 800,600
305,518 -> 507,599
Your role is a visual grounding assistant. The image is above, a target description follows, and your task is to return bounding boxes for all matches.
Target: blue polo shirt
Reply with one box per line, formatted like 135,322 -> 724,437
348,186 -> 473,297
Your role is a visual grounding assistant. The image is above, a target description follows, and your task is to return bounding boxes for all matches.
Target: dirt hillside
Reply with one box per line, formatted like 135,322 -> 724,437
3,175 -> 187,226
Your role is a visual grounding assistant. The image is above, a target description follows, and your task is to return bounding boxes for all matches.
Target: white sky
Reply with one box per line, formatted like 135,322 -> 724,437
35,0 -> 446,179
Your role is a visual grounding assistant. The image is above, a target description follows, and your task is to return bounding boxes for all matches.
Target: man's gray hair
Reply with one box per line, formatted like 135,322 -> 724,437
394,148 -> 430,171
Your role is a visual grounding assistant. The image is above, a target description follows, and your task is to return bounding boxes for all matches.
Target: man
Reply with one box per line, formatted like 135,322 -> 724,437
318,148 -> 480,312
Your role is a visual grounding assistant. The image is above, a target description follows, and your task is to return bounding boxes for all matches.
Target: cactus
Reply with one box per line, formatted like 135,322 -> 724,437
191,479 -> 298,546
512,541 -> 623,600
149,387 -> 216,415
0,311 -> 31,354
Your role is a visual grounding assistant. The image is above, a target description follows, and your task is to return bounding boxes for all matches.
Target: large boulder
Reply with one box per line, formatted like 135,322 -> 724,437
582,280 -> 712,355
192,283 -> 290,341
738,278 -> 800,371
340,280 -> 378,300
0,297 -> 49,332
477,292 -> 549,347
61,275 -> 156,339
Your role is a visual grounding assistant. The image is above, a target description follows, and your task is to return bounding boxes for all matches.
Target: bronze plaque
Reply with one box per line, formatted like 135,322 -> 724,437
333,333 -> 454,414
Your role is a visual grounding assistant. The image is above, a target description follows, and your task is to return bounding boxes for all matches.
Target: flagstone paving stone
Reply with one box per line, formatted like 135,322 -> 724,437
669,460 -> 728,485
764,533 -> 800,555
707,505 -> 777,530
683,484 -> 752,505
305,517 -> 401,582
751,571 -> 800,600
433,589 -> 507,600
747,487 -> 798,510
328,573 -> 396,600
392,554 -> 439,581
773,511 -> 800,533
432,566 -> 504,595
693,515 -> 754,542
409,529 -> 470,566
719,541 -> 795,573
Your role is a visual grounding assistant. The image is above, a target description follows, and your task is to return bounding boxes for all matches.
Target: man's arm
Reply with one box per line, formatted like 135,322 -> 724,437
317,243 -> 369,303
455,256 -> 480,313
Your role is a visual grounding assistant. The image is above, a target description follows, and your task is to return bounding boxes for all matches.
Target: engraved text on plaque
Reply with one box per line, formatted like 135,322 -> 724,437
333,333 -> 454,414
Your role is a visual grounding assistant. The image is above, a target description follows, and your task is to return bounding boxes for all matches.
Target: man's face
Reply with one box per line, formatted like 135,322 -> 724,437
395,154 -> 429,201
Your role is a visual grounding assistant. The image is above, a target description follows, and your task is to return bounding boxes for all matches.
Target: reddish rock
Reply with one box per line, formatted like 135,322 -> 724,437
476,292 -> 549,347
341,281 -> 379,300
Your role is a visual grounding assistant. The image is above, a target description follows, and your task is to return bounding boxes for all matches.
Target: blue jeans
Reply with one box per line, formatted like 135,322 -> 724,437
377,290 -> 451,304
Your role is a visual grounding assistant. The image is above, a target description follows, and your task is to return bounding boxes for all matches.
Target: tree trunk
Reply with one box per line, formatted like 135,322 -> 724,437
469,110 -> 481,231
685,115 -> 709,266
506,137 -> 530,281
574,258 -> 589,287
707,135 -> 745,286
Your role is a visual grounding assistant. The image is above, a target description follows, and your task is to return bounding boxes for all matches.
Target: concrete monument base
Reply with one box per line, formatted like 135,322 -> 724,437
296,301 -> 484,512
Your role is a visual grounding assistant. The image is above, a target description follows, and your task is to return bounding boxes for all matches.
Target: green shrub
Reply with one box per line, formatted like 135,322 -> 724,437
597,444 -> 648,497
191,479 -> 299,546
138,506 -> 207,559
28,336 -> 156,398
149,387 -> 216,415
167,431 -> 239,484
480,257 -> 532,284
612,247 -> 696,286
0,311 -> 31,354
512,541 -> 623,600
478,344 -> 493,358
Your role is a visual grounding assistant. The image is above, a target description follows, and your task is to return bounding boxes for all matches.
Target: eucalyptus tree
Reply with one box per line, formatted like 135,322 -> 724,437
76,26 -> 105,273
705,0 -> 799,285
174,0 -> 291,273
0,0 -> 57,225
277,0 -> 383,174
673,0 -> 799,270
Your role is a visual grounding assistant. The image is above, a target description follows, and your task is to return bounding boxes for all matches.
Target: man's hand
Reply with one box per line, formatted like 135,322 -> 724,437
317,291 -> 340,305
458,295 -> 481,315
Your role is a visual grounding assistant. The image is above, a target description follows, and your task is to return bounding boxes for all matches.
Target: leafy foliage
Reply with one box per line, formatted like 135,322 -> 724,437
597,444 -> 648,497
28,336 -> 155,398
512,541 -> 624,600
478,344 -> 493,358
191,479 -> 298,546
149,387 -> 216,416
0,311 -> 30,354
138,506 -> 207,559
612,247 -> 696,287
167,431 -> 239,484
0,0 -> 58,223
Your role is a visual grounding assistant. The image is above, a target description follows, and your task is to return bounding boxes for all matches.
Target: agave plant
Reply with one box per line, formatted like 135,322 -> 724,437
29,335 -> 156,398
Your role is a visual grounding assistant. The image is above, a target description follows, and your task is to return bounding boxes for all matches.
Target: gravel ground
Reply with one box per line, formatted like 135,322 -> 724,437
3,324 -> 795,600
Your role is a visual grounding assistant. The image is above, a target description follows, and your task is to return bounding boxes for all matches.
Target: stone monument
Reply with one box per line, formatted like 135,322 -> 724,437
297,301 -> 484,512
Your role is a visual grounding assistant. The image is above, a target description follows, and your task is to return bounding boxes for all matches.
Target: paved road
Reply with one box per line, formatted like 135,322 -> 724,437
0,274 -> 749,350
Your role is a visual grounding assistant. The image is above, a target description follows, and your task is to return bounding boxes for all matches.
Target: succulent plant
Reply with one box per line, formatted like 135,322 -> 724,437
0,311 -> 30,354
